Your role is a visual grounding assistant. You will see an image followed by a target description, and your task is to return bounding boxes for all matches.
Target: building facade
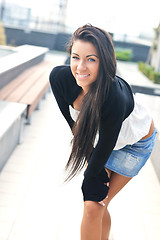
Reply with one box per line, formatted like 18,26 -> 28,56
149,23 -> 160,72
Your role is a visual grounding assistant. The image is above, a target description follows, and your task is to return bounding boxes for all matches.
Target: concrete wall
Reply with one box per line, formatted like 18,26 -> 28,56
151,33 -> 160,72
4,26 -> 150,62
4,27 -> 71,52
113,40 -> 150,62
0,101 -> 27,171
0,45 -> 48,89
0,54 -> 45,89
0,116 -> 22,171
151,131 -> 160,182
5,27 -> 57,49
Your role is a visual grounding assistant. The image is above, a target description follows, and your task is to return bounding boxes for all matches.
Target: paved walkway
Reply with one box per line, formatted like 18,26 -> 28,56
0,54 -> 160,240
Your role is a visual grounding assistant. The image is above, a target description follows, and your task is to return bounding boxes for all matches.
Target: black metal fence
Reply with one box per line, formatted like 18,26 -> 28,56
131,84 -> 160,96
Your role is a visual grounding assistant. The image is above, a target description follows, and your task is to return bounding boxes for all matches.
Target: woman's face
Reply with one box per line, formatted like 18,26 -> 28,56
70,40 -> 99,93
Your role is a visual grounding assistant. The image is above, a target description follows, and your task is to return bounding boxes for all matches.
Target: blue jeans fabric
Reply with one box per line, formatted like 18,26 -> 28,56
104,129 -> 157,177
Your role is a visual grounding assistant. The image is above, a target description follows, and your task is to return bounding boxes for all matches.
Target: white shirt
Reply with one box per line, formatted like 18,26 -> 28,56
69,94 -> 152,150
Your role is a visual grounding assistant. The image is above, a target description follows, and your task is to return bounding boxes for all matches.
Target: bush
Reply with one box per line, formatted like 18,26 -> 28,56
138,62 -> 160,84
138,61 -> 145,71
153,72 -> 160,84
143,65 -> 154,78
115,49 -> 132,61
0,21 -> 6,45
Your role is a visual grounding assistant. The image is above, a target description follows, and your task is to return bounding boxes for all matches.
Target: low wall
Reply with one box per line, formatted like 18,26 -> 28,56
0,101 -> 27,171
4,26 -> 71,52
150,131 -> 160,182
0,44 -> 48,89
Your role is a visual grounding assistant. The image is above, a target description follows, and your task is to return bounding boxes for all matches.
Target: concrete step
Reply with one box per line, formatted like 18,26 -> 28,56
0,101 -> 26,171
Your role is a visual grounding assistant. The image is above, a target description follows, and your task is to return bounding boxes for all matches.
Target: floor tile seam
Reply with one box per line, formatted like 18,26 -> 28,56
1,134 -> 47,179
0,220 -> 15,240
4,166 -> 45,240
5,147 -> 50,228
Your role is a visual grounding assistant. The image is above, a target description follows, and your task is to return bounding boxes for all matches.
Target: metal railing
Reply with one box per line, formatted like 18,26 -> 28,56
131,84 -> 160,96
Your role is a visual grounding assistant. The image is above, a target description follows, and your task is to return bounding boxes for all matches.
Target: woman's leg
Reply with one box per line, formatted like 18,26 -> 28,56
81,170 -> 132,240
101,170 -> 132,240
80,169 -> 132,240
101,208 -> 111,240
81,200 -> 106,240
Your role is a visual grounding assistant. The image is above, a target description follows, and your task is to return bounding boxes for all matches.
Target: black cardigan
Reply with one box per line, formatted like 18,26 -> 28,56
49,65 -> 134,201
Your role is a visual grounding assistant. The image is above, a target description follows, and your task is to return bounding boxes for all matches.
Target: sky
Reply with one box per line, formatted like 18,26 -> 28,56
5,0 -> 160,37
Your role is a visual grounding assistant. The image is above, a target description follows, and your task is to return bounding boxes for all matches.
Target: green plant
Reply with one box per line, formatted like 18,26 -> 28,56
115,49 -> 132,61
153,43 -> 157,50
0,21 -> 6,45
153,72 -> 160,84
138,61 -> 160,84
144,65 -> 154,77
149,70 -> 155,81
138,61 -> 145,71
138,62 -> 154,78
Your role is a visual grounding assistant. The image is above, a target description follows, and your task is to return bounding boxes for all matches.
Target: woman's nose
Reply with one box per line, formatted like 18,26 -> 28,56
77,60 -> 86,71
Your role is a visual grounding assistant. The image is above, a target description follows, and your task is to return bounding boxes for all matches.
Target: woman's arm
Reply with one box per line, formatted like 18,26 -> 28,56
81,105 -> 124,202
85,109 -> 124,179
49,66 -> 75,129
82,78 -> 134,202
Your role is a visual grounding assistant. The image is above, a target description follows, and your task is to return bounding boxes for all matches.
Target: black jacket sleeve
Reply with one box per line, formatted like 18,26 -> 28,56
81,101 -> 124,201
49,65 -> 82,129
82,78 -> 134,202
49,66 -> 74,129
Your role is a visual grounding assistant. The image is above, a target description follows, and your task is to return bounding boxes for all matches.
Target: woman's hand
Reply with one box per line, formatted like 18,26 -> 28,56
98,182 -> 109,206
81,168 -> 110,202
98,168 -> 110,206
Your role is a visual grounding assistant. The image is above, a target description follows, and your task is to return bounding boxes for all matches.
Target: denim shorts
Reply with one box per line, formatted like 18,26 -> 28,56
104,129 -> 157,177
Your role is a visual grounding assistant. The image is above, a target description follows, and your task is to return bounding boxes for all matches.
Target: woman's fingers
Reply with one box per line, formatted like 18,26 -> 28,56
98,181 -> 109,206
98,201 -> 105,207
104,182 -> 109,187
98,195 -> 108,206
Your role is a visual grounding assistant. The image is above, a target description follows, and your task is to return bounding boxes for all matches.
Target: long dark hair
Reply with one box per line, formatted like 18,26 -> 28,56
65,24 -> 116,181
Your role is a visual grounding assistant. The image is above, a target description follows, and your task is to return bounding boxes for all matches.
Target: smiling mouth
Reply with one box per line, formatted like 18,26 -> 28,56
76,73 -> 90,79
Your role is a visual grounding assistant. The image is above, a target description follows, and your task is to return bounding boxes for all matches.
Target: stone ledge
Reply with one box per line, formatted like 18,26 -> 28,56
0,101 -> 27,171
0,45 -> 49,89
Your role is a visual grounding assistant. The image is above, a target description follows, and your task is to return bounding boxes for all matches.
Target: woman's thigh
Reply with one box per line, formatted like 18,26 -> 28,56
104,169 -> 132,205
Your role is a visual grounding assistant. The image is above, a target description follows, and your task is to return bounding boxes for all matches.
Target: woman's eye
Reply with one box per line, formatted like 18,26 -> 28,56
88,58 -> 95,62
72,56 -> 79,60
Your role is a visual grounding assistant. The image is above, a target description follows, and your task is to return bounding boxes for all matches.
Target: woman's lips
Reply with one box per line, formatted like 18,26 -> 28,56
76,73 -> 90,79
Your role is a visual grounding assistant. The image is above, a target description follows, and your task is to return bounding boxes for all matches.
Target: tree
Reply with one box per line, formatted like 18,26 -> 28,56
0,20 -> 6,45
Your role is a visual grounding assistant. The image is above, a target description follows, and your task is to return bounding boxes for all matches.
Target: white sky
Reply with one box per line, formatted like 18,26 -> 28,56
6,0 -> 160,37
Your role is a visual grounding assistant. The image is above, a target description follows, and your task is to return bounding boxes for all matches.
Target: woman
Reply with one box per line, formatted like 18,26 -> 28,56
49,24 -> 156,240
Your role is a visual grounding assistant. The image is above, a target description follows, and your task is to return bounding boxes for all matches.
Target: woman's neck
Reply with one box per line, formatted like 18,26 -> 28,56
73,90 -> 86,111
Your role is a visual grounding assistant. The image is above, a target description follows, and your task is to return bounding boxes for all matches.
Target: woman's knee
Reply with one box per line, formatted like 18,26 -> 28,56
84,201 -> 105,219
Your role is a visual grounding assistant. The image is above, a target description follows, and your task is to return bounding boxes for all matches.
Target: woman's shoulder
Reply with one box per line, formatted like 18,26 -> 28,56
102,75 -> 134,119
49,65 -> 73,86
50,64 -> 70,75
49,65 -> 82,103
105,75 -> 133,102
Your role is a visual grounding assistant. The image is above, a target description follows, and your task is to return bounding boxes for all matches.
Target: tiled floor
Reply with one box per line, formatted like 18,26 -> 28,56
0,54 -> 160,240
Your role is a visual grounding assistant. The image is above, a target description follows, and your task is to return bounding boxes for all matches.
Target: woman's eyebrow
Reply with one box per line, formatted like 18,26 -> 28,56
72,52 -> 98,58
72,52 -> 79,56
86,54 -> 99,58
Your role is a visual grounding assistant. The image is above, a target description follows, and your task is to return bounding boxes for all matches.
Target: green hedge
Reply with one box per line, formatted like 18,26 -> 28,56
153,72 -> 160,83
138,62 -> 160,84
0,21 -> 6,45
115,49 -> 132,61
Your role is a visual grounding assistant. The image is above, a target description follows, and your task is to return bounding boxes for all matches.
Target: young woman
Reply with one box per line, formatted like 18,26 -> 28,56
49,24 -> 156,240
